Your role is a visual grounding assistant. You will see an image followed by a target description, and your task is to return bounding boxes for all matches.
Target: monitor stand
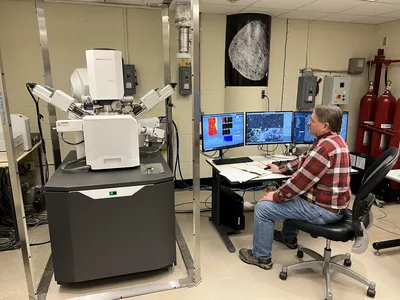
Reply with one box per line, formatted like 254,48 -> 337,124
218,149 -> 224,160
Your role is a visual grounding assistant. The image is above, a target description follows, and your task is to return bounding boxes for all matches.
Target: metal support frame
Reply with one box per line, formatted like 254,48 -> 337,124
191,0 -> 201,282
162,3 -> 174,170
1,0 -> 202,299
35,0 -> 62,169
0,48 -> 37,300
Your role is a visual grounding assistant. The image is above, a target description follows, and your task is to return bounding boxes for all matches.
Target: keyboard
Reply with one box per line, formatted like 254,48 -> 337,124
212,157 -> 253,165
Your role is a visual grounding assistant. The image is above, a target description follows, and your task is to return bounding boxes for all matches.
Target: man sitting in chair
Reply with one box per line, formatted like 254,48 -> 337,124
239,104 -> 351,270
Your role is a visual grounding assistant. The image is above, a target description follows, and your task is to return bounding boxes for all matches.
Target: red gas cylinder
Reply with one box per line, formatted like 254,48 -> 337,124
389,97 -> 400,190
370,80 -> 396,158
355,81 -> 377,155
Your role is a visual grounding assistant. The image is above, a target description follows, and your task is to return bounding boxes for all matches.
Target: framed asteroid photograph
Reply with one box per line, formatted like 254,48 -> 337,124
225,13 -> 272,87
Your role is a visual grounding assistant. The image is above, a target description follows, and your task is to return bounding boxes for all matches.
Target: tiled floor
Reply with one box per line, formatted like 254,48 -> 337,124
1,190 -> 400,300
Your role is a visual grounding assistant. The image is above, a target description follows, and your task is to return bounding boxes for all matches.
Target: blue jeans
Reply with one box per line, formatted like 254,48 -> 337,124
252,196 -> 346,260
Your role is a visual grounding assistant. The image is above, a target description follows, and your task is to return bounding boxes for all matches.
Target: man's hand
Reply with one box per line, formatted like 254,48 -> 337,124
265,163 -> 280,173
260,192 -> 275,201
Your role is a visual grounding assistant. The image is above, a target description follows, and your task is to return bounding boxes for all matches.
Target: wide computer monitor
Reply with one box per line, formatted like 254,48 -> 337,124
201,112 -> 245,152
245,111 -> 294,145
293,111 -> 348,144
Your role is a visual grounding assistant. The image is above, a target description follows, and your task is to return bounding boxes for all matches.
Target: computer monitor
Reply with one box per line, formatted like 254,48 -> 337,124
201,112 -> 245,152
245,111 -> 294,145
293,111 -> 349,144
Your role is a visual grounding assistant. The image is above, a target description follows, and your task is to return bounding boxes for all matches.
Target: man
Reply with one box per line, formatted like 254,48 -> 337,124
239,104 -> 351,270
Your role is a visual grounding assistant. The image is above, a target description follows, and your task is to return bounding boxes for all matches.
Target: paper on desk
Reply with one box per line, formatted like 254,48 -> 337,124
220,165 -> 272,183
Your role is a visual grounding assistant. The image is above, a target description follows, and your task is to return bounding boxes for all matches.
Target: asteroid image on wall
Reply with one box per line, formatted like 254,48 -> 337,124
225,14 -> 271,87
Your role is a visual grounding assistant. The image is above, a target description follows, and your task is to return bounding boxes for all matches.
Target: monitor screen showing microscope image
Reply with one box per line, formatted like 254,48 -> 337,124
201,112 -> 245,152
245,111 -> 293,145
293,111 -> 348,144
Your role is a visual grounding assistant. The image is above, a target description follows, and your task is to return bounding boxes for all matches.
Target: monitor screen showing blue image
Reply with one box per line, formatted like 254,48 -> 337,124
201,112 -> 244,152
245,111 -> 293,145
293,111 -> 348,144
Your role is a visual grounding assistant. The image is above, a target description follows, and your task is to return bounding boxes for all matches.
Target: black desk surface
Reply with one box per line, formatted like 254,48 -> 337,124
44,151 -> 173,192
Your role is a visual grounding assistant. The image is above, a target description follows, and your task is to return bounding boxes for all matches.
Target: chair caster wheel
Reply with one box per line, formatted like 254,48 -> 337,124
297,250 -> 304,258
324,292 -> 333,300
344,258 -> 352,267
279,271 -> 287,280
367,288 -> 376,298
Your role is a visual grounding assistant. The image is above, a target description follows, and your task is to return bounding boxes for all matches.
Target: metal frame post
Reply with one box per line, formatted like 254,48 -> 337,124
162,2 -> 174,170
0,47 -> 37,300
35,0 -> 62,169
191,0 -> 201,282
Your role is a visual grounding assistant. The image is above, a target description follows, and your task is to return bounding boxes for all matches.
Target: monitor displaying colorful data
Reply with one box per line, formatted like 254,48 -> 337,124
245,111 -> 294,145
293,111 -> 348,144
201,112 -> 245,152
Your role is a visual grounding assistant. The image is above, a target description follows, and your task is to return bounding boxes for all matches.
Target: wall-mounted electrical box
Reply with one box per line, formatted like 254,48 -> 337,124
123,64 -> 137,96
296,75 -> 317,109
347,58 -> 365,75
322,76 -> 351,105
179,66 -> 192,95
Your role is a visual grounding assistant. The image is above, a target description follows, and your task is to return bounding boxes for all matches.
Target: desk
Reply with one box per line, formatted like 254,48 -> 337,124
207,155 -> 358,253
372,169 -> 400,254
0,141 -> 42,167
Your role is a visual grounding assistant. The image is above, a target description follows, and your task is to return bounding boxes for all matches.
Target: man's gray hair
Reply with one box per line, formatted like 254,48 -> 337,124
314,104 -> 343,133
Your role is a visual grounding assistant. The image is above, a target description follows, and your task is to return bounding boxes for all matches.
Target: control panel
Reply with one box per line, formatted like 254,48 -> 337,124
322,76 -> 351,105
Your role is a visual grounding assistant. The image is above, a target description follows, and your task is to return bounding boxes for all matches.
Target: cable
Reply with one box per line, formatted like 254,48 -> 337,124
305,20 -> 311,69
60,132 -> 84,146
200,149 -> 218,159
26,83 -> 49,182
385,66 -> 389,86
372,224 -> 400,236
140,139 -> 165,154
60,156 -> 91,174
280,19 -> 289,111
374,207 -> 400,233
30,240 -> 51,246
265,94 -> 270,112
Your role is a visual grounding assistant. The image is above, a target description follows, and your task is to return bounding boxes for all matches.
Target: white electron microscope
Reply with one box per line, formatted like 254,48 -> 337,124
27,49 -> 175,171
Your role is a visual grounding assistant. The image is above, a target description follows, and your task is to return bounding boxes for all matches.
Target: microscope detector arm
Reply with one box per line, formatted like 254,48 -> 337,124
137,117 -> 165,140
131,84 -> 175,117
28,83 -> 88,119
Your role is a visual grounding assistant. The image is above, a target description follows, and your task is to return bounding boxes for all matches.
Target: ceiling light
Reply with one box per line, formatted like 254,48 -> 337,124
226,0 -> 240,3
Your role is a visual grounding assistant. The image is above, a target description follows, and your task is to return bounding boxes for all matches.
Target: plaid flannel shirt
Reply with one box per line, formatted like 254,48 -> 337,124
272,132 -> 351,209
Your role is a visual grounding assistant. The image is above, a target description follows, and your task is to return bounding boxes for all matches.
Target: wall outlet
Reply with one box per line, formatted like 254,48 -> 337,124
24,162 -> 35,171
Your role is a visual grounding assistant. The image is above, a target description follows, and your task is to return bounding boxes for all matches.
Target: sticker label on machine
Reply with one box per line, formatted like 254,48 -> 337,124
381,124 -> 392,129
380,134 -> 390,149
364,121 -> 374,125
363,131 -> 372,145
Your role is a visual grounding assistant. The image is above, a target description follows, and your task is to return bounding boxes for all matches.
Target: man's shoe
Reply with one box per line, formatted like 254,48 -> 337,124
274,230 -> 298,249
239,248 -> 273,270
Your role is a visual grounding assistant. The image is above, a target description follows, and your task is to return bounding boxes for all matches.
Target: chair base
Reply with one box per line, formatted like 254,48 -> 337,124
279,242 -> 376,300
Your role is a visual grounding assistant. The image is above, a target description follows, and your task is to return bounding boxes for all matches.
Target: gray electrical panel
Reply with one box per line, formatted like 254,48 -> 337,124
123,64 -> 137,96
347,58 -> 365,75
179,66 -> 192,95
296,75 -> 317,109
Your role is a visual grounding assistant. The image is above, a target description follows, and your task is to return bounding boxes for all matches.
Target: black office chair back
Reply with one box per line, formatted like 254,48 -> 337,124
352,147 -> 399,237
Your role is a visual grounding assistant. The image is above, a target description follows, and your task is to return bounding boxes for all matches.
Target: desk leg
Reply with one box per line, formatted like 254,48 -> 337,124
210,168 -> 236,253
372,239 -> 400,255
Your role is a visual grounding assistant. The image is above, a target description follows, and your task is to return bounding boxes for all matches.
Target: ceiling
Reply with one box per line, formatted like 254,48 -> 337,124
198,0 -> 400,24
46,0 -> 400,24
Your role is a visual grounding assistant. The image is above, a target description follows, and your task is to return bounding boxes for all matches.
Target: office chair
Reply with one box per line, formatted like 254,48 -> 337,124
278,147 -> 399,300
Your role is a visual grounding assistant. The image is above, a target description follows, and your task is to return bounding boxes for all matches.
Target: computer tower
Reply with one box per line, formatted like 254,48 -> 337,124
220,186 -> 245,231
